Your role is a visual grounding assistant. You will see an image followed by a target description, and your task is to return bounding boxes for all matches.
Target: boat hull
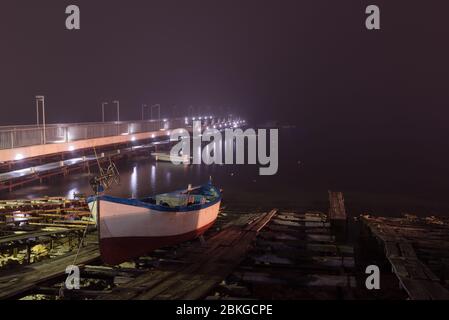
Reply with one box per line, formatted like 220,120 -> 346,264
88,196 -> 220,265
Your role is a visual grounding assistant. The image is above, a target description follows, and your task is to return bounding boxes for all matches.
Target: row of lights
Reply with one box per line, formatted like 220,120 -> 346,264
14,117 -> 243,161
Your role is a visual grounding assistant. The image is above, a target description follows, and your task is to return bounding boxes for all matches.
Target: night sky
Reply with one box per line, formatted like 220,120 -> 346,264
1,1 -> 449,150
1,1 -> 449,204
0,1 -> 447,125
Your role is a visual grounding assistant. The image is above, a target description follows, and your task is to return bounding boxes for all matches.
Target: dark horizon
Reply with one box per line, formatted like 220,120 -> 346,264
1,1 -> 447,128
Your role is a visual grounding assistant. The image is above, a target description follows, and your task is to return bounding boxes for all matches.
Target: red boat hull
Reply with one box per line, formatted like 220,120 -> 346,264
100,220 -> 216,265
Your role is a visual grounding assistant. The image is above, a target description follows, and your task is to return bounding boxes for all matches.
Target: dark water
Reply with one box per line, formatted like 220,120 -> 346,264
3,128 -> 449,217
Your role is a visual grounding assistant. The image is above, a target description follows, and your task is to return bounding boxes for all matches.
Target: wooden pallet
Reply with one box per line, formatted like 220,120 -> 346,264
362,215 -> 449,300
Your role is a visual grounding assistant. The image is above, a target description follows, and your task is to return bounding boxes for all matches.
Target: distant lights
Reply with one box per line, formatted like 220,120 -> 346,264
163,119 -> 168,122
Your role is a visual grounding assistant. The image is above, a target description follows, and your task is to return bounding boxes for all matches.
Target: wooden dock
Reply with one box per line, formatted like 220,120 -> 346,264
2,193 -> 449,300
362,215 -> 449,300
96,209 -> 278,300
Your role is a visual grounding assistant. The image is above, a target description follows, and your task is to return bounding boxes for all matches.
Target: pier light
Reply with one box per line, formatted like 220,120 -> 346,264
213,125 -> 216,129
131,136 -> 136,142
68,146 -> 75,151
151,134 -> 156,138
192,117 -> 196,120
15,154 -> 24,161
167,131 -> 171,136
199,117 -> 202,120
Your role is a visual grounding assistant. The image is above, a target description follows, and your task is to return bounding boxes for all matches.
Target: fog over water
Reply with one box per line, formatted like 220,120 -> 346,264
3,128 -> 449,217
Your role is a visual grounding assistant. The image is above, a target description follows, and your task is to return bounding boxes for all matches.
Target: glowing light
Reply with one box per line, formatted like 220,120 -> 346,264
68,146 -> 75,151
167,131 -> 171,136
131,136 -> 136,142
121,132 -> 129,136
163,119 -> 168,122
151,134 -> 156,138
15,154 -> 24,161
131,166 -> 138,198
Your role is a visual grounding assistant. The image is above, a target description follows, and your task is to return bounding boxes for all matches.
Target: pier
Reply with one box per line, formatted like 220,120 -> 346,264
0,116 -> 240,192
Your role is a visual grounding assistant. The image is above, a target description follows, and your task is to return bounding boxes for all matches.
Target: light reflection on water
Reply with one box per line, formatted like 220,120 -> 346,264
2,128 -> 449,215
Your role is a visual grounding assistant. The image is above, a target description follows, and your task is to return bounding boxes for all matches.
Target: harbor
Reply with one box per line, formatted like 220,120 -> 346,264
0,120 -> 448,300
2,1 -> 449,306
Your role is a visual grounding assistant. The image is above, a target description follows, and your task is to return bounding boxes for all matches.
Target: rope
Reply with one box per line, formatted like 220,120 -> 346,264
58,213 -> 91,299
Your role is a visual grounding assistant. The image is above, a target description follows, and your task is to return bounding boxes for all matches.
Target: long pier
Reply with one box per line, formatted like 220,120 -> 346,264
0,116 -> 242,192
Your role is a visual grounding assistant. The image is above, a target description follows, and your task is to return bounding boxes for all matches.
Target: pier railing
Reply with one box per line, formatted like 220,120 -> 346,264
0,118 -> 189,150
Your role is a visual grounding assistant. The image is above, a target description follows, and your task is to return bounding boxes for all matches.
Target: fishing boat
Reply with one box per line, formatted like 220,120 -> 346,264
87,183 -> 221,265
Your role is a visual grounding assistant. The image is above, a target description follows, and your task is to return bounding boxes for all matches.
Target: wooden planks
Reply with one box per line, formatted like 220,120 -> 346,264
0,245 -> 100,299
328,191 -> 347,220
362,215 -> 449,300
97,210 -> 278,300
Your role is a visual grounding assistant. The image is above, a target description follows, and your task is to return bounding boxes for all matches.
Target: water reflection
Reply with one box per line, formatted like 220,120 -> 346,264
130,166 -> 137,198
150,165 -> 156,190
66,187 -> 79,199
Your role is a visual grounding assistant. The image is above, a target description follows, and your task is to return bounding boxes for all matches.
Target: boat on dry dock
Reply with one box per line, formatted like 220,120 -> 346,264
87,183 -> 221,265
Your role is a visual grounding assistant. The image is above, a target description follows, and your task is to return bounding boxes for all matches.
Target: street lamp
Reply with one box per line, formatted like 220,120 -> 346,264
101,102 -> 108,122
35,96 -> 46,144
113,100 -> 120,122
151,104 -> 161,121
141,104 -> 148,120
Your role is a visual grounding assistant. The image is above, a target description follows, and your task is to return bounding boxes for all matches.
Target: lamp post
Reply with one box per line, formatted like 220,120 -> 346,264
35,96 -> 46,144
151,104 -> 161,121
101,102 -> 108,122
141,104 -> 149,120
113,100 -> 120,122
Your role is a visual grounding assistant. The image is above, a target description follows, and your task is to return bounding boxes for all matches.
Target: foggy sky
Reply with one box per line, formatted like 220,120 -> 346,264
1,0 -> 448,137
